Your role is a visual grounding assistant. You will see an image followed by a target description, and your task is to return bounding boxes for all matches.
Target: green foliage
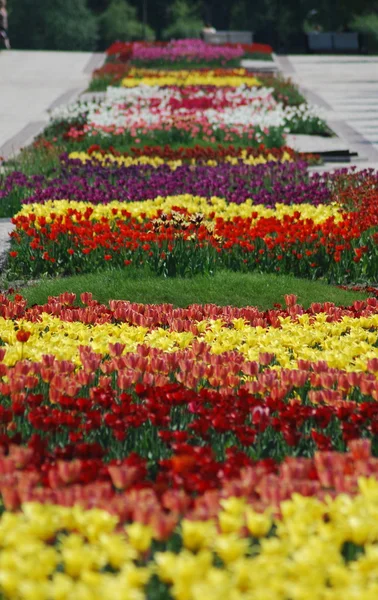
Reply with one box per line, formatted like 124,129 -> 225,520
259,74 -> 307,106
243,52 -> 273,61
18,269 -> 368,310
300,0 -> 377,32
145,574 -> 173,600
99,0 -> 155,44
87,0 -> 109,14
7,0 -> 378,51
350,13 -> 378,50
229,0 -> 297,49
341,541 -> 365,563
130,58 -> 242,68
258,0 -> 295,37
162,0 -> 203,40
230,1 -> 251,30
8,0 -> 98,50
42,0 -> 98,51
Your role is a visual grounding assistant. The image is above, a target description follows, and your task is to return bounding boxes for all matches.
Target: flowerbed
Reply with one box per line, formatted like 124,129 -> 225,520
89,41 -> 273,94
78,142 -> 305,163
90,63 -> 306,109
120,68 -> 262,88
125,39 -> 245,69
106,39 -> 273,68
3,156 -> 326,209
2,38 -> 378,599
2,145 -> 314,217
7,161 -> 378,282
50,77 -> 328,149
7,178 -> 378,280
1,293 -> 378,596
2,291 -> 378,497
5,477 -> 378,599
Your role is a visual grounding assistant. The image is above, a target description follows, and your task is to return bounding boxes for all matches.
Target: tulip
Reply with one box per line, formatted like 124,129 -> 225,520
57,460 -> 83,484
108,465 -> 140,490
1,486 -> 21,510
16,330 -> 31,343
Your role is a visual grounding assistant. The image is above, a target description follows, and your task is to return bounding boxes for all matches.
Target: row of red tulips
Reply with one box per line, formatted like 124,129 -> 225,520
8,198 -> 378,280
0,290 -> 375,324
0,434 -> 372,534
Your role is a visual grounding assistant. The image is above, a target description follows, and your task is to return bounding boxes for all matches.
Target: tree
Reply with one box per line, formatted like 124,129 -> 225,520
87,0 -> 109,14
229,0 -> 299,49
43,0 -> 98,51
99,0 -> 155,45
8,0 -> 378,51
351,12 -> 378,51
8,0 -> 98,50
162,0 -> 203,40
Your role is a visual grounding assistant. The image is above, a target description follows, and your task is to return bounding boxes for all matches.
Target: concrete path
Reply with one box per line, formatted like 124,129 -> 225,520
0,50 -> 104,160
275,54 -> 378,170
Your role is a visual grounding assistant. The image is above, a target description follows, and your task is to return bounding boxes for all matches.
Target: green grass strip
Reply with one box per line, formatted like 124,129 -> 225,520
20,269 -> 368,309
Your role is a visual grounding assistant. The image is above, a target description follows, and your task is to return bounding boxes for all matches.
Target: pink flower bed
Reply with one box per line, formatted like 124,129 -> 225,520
131,39 -> 244,62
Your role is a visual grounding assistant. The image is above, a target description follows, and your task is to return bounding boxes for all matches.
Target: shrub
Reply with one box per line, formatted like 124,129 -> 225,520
8,0 -> 98,51
162,0 -> 203,40
99,0 -> 155,45
350,13 -> 378,51
43,0 -> 98,51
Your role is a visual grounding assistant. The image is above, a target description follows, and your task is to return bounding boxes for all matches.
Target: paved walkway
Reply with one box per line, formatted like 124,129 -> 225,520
275,54 -> 378,169
0,50 -> 104,160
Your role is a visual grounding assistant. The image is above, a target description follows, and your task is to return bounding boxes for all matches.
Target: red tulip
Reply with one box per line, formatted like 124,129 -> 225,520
16,330 -> 31,343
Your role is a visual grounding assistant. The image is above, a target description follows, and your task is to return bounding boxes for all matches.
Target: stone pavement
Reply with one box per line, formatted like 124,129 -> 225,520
275,54 -> 378,170
0,50 -> 104,160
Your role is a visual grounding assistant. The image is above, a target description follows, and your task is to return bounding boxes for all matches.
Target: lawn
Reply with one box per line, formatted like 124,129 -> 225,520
20,268 -> 368,308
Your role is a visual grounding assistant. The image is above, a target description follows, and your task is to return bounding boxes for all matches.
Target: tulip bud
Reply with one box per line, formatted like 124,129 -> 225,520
16,330 -> 31,343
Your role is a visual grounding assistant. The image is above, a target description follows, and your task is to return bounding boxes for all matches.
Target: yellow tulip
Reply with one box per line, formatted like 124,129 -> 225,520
181,519 -> 216,551
126,523 -> 154,553
15,197 -> 343,226
213,534 -> 250,563
121,68 -> 261,88
245,509 -> 272,538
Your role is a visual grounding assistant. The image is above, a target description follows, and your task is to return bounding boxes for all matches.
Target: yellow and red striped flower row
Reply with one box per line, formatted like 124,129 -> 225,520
2,476 -> 378,600
68,149 -> 294,168
14,196 -> 342,224
121,67 -> 262,88
1,294 -> 377,371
